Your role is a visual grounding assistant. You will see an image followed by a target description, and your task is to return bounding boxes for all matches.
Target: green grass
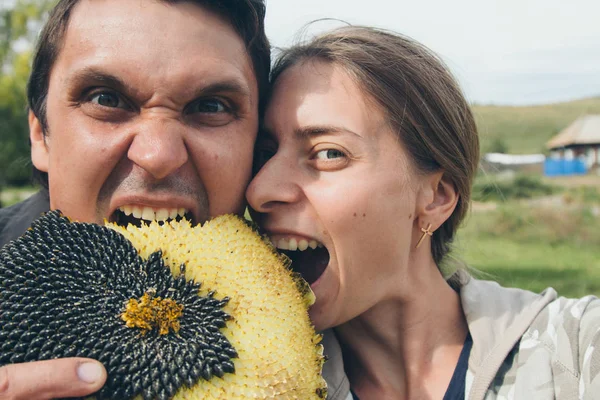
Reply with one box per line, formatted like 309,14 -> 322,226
0,185 -> 37,207
472,174 -> 559,202
455,202 -> 600,298
456,236 -> 600,297
473,97 -> 600,154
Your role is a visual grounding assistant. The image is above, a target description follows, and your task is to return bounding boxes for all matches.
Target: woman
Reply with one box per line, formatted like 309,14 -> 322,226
246,27 -> 600,399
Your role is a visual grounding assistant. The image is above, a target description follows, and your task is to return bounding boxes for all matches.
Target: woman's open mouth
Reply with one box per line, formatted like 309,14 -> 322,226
270,237 -> 330,285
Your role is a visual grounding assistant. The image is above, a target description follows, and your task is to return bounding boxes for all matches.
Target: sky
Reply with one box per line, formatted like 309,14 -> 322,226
264,0 -> 600,105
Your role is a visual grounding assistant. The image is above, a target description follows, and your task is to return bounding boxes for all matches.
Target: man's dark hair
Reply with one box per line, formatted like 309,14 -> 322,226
27,0 -> 271,189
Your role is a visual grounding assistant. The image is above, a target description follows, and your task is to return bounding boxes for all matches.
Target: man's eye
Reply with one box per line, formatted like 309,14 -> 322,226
184,98 -> 236,127
315,149 -> 345,160
186,99 -> 227,114
89,91 -> 129,109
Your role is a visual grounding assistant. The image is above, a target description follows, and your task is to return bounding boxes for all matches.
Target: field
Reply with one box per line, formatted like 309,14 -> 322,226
473,97 -> 600,154
455,98 -> 600,298
454,175 -> 600,298
0,186 -> 36,208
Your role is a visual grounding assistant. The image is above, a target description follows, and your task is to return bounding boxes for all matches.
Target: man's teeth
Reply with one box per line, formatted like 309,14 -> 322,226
273,237 -> 322,251
118,205 -> 187,222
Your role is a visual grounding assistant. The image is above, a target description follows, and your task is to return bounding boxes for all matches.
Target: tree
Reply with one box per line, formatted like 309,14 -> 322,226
0,0 -> 56,195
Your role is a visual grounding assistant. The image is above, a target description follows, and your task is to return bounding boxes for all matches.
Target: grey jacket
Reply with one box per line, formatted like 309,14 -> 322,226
0,190 -> 49,248
321,271 -> 600,399
321,330 -> 353,400
460,271 -> 600,399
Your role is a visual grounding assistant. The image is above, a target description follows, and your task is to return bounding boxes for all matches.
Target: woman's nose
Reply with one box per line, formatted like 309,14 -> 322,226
246,155 -> 302,213
127,118 -> 188,180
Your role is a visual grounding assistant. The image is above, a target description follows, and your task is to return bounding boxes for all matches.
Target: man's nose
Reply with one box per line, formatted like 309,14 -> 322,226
246,155 -> 302,213
127,118 -> 188,180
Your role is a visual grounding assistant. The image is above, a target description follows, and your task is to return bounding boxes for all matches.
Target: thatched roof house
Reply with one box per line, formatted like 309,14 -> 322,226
547,115 -> 600,150
545,115 -> 600,174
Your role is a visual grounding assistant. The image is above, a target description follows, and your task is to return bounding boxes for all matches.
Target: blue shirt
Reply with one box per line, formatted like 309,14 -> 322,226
351,333 -> 473,400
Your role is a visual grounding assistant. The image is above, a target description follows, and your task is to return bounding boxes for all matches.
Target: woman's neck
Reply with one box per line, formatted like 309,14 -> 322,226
334,261 -> 468,400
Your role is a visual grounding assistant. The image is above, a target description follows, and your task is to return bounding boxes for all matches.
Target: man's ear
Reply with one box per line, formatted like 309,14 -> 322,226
29,110 -> 49,172
416,171 -> 459,230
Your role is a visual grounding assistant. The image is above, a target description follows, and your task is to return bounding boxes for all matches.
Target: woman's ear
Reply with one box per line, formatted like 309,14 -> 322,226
416,171 -> 459,231
29,110 -> 49,172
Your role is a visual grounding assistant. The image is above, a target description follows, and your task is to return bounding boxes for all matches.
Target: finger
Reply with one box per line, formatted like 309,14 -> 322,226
0,358 -> 106,400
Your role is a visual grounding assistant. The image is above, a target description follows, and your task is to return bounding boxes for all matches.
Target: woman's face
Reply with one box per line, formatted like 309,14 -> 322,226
246,61 -> 421,330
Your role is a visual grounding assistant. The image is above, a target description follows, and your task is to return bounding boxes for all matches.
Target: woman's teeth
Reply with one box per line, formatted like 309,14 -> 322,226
271,237 -> 330,285
272,237 -> 323,251
118,205 -> 187,222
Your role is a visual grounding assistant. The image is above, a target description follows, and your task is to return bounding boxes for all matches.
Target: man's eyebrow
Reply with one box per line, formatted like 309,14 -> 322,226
67,67 -> 129,92
196,80 -> 252,99
294,125 -> 362,139
66,67 -> 251,100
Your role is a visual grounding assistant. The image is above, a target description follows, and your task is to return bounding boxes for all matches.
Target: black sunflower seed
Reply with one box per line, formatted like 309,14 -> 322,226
0,211 -> 237,400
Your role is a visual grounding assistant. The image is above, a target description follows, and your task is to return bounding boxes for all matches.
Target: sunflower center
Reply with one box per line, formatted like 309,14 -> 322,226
122,292 -> 184,335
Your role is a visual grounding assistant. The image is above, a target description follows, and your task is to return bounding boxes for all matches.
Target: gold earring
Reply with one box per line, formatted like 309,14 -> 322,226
415,223 -> 433,249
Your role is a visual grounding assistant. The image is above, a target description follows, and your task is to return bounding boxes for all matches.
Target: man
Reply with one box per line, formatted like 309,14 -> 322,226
0,0 -> 270,397
0,0 -> 269,247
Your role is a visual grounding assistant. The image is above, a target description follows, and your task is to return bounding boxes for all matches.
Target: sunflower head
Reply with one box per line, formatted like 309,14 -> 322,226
0,211 -> 327,399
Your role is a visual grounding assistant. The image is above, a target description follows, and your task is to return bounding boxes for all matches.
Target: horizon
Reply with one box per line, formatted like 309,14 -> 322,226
471,95 -> 600,108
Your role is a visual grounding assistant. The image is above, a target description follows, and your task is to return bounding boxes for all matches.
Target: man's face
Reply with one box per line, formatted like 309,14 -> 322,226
30,0 -> 259,225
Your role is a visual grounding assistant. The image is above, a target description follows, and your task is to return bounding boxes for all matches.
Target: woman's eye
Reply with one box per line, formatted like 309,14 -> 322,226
315,149 -> 345,160
187,99 -> 227,114
89,91 -> 129,109
310,147 -> 350,171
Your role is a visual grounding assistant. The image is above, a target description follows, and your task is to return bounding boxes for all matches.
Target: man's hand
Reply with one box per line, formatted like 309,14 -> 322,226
0,358 -> 106,400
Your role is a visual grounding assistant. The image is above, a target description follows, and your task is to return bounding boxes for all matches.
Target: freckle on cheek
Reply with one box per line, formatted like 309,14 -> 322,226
362,213 -> 366,217
353,212 -> 357,217
409,214 -> 412,219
